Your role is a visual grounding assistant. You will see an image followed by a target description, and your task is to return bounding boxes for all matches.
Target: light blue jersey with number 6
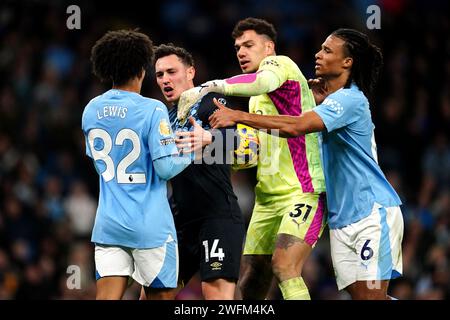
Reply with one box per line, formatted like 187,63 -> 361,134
313,83 -> 402,229
82,89 -> 178,248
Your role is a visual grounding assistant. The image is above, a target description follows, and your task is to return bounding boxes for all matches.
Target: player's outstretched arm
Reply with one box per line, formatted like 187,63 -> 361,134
153,153 -> 193,180
209,98 -> 326,138
201,70 -> 281,97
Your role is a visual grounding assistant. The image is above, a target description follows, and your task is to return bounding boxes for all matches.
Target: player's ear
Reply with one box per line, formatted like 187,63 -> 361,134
138,68 -> 146,81
342,57 -> 353,70
265,41 -> 275,55
186,66 -> 195,81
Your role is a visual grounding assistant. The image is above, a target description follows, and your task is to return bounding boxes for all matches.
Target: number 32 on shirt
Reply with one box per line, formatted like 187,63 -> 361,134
87,128 -> 146,184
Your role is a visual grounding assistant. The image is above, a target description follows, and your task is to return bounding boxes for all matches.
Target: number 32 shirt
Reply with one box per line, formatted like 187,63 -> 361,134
82,89 -> 178,249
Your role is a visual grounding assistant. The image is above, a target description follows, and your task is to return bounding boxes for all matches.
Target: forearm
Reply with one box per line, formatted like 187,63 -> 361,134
239,111 -> 300,137
209,98 -> 325,137
221,70 -> 281,97
153,154 -> 192,180
235,110 -> 323,138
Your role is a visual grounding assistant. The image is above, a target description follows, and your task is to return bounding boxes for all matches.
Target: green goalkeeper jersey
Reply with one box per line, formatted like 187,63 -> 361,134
224,55 -> 326,201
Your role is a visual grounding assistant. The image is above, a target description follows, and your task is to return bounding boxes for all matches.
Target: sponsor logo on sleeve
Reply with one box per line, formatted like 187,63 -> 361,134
261,59 -> 280,67
160,138 -> 175,146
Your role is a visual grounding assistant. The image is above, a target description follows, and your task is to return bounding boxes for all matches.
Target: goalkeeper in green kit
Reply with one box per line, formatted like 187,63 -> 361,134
178,17 -> 327,300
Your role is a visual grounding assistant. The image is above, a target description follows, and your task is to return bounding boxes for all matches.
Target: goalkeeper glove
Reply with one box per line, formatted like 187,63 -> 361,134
177,86 -> 205,122
177,80 -> 226,121
199,79 -> 226,95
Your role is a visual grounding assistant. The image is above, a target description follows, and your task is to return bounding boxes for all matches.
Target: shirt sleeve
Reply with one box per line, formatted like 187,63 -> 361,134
222,70 -> 280,97
81,108 -> 93,159
313,90 -> 362,132
222,56 -> 288,97
149,103 -> 179,160
153,154 -> 192,180
257,55 -> 288,85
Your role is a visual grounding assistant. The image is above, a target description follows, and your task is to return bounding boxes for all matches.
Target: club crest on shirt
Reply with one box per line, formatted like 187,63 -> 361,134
159,118 -> 172,136
217,97 -> 227,105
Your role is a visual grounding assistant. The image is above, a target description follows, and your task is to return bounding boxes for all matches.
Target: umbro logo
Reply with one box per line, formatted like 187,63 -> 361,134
210,262 -> 222,270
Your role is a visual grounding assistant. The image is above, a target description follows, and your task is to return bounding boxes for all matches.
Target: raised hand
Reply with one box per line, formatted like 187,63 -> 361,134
208,98 -> 239,128
307,77 -> 328,105
175,116 -> 212,155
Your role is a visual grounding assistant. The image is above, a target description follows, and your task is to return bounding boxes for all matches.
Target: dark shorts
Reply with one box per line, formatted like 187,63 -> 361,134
177,217 -> 245,284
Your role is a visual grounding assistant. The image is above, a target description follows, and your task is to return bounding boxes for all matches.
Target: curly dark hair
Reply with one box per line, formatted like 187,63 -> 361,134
332,28 -> 383,99
232,17 -> 277,43
90,29 -> 154,86
154,43 -> 194,67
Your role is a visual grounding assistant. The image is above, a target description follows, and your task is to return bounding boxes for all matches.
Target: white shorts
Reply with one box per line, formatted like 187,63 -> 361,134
330,203 -> 404,290
95,235 -> 178,288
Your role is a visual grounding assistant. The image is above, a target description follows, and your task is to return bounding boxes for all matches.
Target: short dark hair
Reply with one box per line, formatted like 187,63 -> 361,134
90,29 -> 154,86
154,43 -> 194,67
332,28 -> 383,98
232,17 -> 277,43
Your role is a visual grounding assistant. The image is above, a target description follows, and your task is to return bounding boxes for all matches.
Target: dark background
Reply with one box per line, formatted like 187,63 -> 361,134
0,0 -> 448,299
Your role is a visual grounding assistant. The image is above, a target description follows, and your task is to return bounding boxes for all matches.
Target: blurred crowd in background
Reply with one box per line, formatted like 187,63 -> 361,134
0,0 -> 448,300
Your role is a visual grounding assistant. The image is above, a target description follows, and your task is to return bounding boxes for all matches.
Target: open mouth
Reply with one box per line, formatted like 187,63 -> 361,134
164,87 -> 174,93
240,60 -> 250,68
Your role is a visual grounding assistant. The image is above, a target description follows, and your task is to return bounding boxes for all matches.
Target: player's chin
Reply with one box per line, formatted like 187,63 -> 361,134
241,66 -> 256,74
314,68 -> 324,77
165,94 -> 178,103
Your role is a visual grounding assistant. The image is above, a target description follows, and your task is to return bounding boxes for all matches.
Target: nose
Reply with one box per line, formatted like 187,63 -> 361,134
315,50 -> 322,60
237,48 -> 246,59
161,73 -> 170,84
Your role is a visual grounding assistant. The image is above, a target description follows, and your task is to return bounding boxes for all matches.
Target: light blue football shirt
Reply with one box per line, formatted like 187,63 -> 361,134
82,89 -> 178,248
313,83 -> 402,229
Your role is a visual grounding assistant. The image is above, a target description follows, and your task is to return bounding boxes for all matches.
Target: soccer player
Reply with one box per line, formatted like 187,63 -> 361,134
209,28 -> 404,300
153,44 -> 245,300
180,18 -> 327,300
82,30 -> 192,300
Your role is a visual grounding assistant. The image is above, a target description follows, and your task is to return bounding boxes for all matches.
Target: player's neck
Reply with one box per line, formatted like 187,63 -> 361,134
113,78 -> 142,94
324,74 -> 350,95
